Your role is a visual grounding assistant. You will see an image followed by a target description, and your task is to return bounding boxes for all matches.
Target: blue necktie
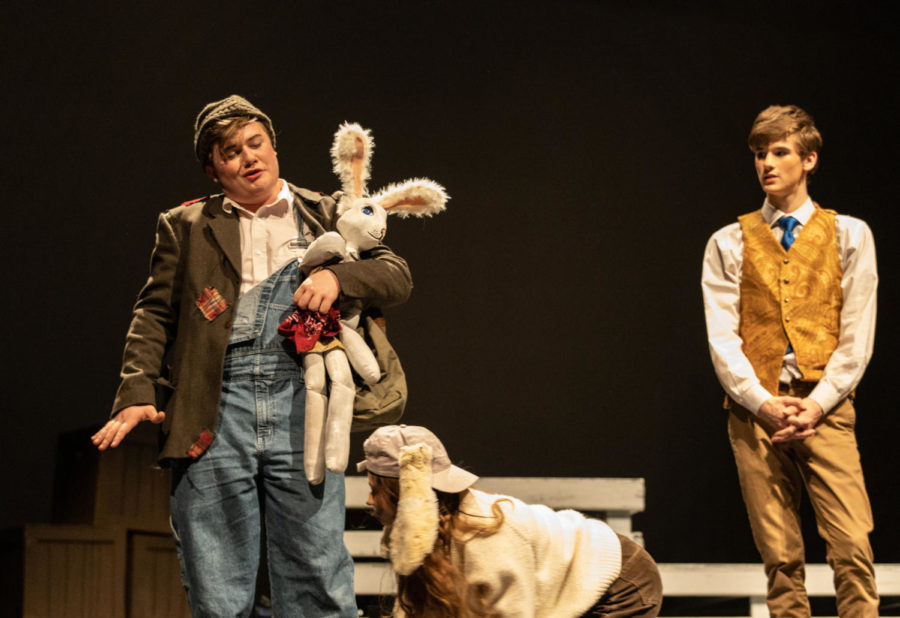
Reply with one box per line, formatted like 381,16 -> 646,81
778,216 -> 800,250
778,216 -> 799,355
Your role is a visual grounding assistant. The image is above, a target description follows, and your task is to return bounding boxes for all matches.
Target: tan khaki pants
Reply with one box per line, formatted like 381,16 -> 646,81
728,384 -> 878,617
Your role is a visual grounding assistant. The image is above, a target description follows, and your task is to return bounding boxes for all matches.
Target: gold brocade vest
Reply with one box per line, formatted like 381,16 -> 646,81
738,206 -> 843,396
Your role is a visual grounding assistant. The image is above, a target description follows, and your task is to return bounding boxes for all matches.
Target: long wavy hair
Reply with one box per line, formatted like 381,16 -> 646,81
369,474 -> 508,617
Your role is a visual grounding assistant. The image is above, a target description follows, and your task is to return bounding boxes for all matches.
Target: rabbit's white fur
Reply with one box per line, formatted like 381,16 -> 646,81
300,123 -> 448,484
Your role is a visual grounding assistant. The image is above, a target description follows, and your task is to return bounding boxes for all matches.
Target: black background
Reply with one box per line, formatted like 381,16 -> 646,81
1,2 -> 897,566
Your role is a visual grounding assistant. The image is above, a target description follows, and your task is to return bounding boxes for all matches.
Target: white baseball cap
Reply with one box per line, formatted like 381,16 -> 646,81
357,425 -> 478,493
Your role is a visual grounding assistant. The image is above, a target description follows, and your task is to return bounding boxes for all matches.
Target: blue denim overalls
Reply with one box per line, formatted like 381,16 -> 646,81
170,259 -> 357,617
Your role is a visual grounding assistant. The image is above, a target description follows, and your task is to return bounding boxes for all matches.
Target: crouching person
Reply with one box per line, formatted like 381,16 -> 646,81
358,425 -> 663,617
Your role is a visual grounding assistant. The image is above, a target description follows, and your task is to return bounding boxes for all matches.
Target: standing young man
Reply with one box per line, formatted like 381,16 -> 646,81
701,105 -> 879,616
92,95 -> 412,616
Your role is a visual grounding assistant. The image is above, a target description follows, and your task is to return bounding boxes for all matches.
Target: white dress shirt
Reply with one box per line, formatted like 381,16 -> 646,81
222,180 -> 316,294
702,197 -> 878,414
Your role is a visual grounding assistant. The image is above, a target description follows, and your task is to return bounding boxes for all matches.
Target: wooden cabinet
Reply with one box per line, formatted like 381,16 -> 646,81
52,425 -> 169,533
2,524 -> 125,618
129,532 -> 191,618
2,425 -> 189,617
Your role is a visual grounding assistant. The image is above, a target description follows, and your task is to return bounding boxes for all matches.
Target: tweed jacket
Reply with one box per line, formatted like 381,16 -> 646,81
111,182 -> 412,462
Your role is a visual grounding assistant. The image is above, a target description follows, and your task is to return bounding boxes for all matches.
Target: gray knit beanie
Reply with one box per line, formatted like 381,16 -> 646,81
193,94 -> 276,163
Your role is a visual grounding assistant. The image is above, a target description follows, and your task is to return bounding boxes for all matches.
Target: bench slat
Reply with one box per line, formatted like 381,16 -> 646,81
659,563 -> 900,596
345,530 -> 383,558
345,476 -> 644,511
356,562 -> 900,600
355,562 -> 396,596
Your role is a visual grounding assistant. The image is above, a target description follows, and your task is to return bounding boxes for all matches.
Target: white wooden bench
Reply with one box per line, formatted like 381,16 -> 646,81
659,562 -> 900,618
344,475 -> 646,598
344,476 -> 900,616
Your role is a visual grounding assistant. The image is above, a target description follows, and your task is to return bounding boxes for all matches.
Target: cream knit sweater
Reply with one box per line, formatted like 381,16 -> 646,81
448,489 -> 623,617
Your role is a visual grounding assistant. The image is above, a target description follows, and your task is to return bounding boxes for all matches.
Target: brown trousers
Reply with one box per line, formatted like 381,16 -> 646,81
728,384 -> 878,617
585,534 -> 663,617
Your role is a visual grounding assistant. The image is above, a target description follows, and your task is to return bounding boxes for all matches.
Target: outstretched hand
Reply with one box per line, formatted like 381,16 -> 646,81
91,405 -> 165,450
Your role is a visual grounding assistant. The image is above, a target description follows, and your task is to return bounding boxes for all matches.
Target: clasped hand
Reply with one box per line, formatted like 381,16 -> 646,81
758,396 -> 824,442
292,269 -> 340,314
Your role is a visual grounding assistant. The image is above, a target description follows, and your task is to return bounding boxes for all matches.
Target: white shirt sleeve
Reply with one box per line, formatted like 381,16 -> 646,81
808,216 -> 878,412
701,224 -> 773,413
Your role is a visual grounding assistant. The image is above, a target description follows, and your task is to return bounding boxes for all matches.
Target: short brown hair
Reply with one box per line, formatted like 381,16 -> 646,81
748,105 -> 822,174
204,116 -> 271,166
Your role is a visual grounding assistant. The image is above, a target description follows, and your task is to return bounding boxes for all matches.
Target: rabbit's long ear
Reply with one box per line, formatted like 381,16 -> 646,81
331,122 -> 373,199
372,179 -> 449,218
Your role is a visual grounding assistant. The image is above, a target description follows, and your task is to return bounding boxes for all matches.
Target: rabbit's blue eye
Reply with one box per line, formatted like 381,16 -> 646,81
362,206 -> 374,215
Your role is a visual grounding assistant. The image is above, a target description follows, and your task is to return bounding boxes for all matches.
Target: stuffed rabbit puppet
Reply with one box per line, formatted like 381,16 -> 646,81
298,122 -> 448,484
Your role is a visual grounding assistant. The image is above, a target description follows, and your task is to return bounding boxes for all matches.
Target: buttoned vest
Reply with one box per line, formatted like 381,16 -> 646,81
737,206 -> 843,395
